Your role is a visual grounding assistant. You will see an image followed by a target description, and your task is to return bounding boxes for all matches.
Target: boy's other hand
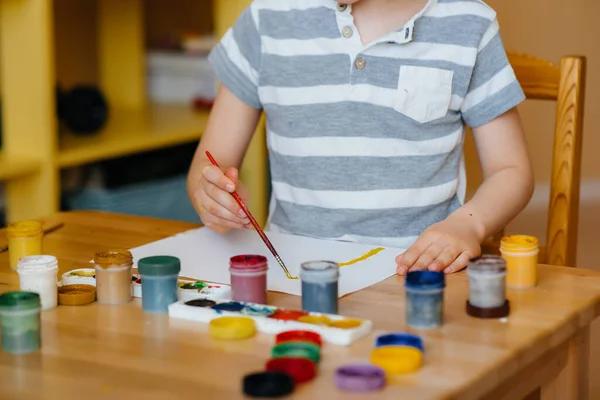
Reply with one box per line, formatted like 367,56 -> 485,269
193,163 -> 252,234
395,213 -> 484,275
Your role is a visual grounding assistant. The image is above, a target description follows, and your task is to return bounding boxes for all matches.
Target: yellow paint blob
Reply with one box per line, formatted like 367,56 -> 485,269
500,235 -> 538,252
328,318 -> 362,329
338,247 -> 385,267
298,315 -> 332,326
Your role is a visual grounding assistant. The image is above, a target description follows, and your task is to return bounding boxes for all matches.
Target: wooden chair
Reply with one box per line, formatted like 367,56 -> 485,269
478,53 -> 587,267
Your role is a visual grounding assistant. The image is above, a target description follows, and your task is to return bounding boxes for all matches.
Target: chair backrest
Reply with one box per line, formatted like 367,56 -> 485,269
508,53 -> 586,267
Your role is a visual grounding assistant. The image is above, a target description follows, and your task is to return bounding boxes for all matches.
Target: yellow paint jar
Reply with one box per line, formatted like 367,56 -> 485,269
500,235 -> 539,289
6,221 -> 43,271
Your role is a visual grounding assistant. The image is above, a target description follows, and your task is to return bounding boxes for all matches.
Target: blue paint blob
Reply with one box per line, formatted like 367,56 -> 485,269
405,271 -> 445,329
212,301 -> 245,312
241,304 -> 276,317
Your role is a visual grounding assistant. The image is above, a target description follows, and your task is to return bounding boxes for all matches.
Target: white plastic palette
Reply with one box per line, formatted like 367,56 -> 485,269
168,299 -> 372,346
131,274 -> 231,301
60,269 -> 231,302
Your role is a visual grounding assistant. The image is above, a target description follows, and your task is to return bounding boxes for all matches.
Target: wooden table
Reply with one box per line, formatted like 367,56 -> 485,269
0,211 -> 599,400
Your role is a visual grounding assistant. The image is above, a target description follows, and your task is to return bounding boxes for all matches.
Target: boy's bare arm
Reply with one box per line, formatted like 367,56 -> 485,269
397,108 -> 534,274
187,85 -> 262,232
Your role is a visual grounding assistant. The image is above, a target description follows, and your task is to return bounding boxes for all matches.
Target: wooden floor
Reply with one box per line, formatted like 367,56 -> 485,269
507,202 -> 600,399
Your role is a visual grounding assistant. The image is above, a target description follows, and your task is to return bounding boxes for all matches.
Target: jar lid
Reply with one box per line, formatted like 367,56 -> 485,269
466,300 -> 510,319
271,342 -> 321,364
58,284 -> 96,306
209,316 -> 256,340
334,364 -> 386,392
467,255 -> 506,274
300,260 -> 339,283
0,291 -> 41,311
265,357 -> 316,384
500,235 -> 539,252
229,254 -> 268,272
370,347 -> 423,375
94,249 -> 133,268
405,270 -> 445,290
17,255 -> 59,274
375,333 -> 424,352
137,255 -> 181,276
275,330 -> 323,347
6,220 -> 42,238
242,371 -> 295,398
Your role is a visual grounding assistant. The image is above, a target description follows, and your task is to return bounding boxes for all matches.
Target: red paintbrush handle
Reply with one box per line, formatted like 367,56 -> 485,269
205,151 -> 281,259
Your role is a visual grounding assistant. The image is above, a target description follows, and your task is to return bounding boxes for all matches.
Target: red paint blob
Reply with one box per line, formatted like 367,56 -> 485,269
276,330 -> 322,347
265,357 -> 317,384
268,309 -> 309,321
230,254 -> 268,270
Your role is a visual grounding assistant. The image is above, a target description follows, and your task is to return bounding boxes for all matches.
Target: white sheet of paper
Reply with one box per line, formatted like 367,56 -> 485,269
129,228 -> 405,297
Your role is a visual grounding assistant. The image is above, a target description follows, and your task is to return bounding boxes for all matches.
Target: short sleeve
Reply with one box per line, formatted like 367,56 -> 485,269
460,18 -> 525,128
208,5 -> 262,109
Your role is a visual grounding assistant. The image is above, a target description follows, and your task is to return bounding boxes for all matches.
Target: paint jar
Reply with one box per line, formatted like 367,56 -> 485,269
6,221 -> 43,271
405,271 -> 445,329
94,249 -> 133,305
300,260 -> 339,314
500,235 -> 539,289
17,255 -> 59,311
0,291 -> 42,354
229,255 -> 268,304
466,255 -> 510,318
137,255 -> 181,313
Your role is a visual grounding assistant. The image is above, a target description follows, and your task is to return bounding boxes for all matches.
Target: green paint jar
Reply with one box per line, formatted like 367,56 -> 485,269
0,291 -> 42,354
271,342 -> 321,364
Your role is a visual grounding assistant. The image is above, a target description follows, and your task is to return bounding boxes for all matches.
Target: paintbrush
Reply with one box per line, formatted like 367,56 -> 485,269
205,151 -> 297,280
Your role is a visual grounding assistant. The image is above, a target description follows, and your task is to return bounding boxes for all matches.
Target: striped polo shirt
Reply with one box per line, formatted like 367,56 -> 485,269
208,0 -> 525,249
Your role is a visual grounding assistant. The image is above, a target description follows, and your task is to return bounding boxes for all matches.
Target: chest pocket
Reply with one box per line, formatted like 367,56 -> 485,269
394,66 -> 454,124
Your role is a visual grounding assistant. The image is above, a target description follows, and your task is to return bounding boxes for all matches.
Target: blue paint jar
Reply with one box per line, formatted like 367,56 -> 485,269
405,271 -> 445,329
300,261 -> 339,314
138,256 -> 181,313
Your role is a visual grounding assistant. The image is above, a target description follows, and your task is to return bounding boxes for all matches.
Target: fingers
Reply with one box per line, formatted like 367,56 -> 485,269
428,246 -> 460,272
410,243 -> 444,272
444,251 -> 472,274
395,237 -> 432,275
202,165 -> 236,193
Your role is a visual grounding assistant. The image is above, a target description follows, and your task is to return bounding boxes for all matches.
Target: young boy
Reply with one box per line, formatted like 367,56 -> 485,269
187,0 -> 534,275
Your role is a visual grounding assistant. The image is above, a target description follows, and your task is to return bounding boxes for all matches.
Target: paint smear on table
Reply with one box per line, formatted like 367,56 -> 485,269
338,247 -> 385,267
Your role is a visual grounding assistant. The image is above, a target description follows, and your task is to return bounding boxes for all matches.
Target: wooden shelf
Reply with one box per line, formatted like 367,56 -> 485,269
57,104 -> 209,168
0,153 -> 40,181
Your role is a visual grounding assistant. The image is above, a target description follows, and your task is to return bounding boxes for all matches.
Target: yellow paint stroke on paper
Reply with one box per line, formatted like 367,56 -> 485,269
338,247 -> 385,267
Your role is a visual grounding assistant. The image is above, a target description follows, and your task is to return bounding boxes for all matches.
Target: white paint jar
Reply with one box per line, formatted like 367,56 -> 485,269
17,255 -> 59,310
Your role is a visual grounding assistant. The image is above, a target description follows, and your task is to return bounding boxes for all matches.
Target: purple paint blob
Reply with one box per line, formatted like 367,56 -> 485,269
229,255 -> 268,304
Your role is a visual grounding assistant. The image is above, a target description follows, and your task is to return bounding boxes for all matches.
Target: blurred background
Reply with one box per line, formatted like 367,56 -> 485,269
0,0 -> 598,397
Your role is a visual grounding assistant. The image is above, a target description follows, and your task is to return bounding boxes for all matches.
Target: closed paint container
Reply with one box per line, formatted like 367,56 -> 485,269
405,271 -> 445,329
0,291 -> 42,354
229,255 -> 268,304
6,221 -> 43,271
138,255 -> 181,313
300,260 -> 339,314
500,235 -> 538,289
94,249 -> 133,305
17,255 -> 59,311
467,255 -> 508,309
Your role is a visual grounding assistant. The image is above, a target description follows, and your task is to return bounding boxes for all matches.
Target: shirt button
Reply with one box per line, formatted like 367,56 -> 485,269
337,3 -> 348,11
342,26 -> 353,38
355,57 -> 366,70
